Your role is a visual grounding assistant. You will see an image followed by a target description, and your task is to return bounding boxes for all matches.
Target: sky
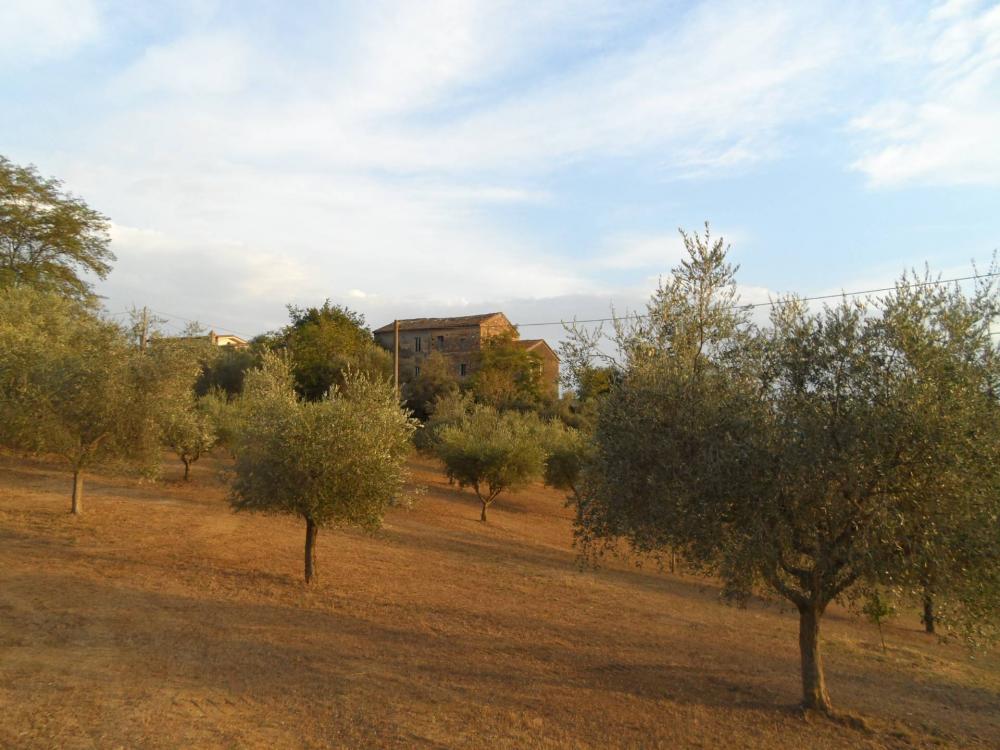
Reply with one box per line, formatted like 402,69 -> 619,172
2,0 -> 1000,347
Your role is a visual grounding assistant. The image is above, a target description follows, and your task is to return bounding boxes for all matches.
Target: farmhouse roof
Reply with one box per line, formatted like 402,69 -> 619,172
515,338 -> 560,360
373,312 -> 510,334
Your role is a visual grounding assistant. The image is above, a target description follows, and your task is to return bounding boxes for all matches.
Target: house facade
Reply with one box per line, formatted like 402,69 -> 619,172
208,330 -> 249,349
373,312 -> 559,396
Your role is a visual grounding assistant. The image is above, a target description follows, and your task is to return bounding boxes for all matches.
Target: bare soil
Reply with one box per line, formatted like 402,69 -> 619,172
1,451 -> 997,749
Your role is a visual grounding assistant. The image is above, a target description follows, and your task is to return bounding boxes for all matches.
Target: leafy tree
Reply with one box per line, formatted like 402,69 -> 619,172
568,225 -> 1000,714
263,301 -> 392,401
470,332 -> 546,412
0,287 -> 169,513
542,423 -> 590,503
0,155 -> 114,302
230,354 -> 416,582
877,269 -> 1000,644
413,389 -> 474,454
862,590 -> 895,653
404,350 -> 459,420
199,388 -> 243,455
159,396 -> 216,480
195,345 -> 259,398
435,405 -> 548,522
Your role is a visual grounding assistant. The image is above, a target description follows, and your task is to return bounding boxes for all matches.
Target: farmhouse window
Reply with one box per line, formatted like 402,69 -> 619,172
460,363 -> 467,377
414,336 -> 422,352
414,366 -> 420,376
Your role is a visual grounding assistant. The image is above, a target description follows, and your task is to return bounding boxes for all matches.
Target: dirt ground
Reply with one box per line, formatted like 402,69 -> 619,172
1,451 -> 998,750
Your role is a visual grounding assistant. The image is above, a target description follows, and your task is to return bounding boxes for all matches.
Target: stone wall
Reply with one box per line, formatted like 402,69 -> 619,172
375,324 -> 484,381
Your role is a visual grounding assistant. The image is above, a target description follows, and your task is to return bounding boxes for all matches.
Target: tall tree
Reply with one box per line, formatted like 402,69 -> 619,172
569,225 -> 1000,713
262,301 -> 392,400
230,354 -> 416,582
0,156 -> 114,302
195,345 -> 259,398
0,287 -> 172,513
470,332 -> 546,412
403,350 -> 460,420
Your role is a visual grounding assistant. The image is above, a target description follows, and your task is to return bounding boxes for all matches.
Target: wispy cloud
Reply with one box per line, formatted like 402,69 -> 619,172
0,0 -> 101,67
9,0 -> 999,342
851,0 -> 1000,186
113,31 -> 251,96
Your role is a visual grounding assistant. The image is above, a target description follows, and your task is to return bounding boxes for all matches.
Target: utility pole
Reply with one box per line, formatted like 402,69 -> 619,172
394,319 -> 400,401
139,306 -> 149,352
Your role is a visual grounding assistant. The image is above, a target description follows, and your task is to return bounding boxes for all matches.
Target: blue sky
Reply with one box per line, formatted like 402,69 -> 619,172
2,0 -> 999,346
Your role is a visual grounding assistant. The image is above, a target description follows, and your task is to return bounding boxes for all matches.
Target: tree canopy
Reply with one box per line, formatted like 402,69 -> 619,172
230,354 -> 416,582
0,155 -> 114,302
567,225 -> 1000,713
435,404 -> 549,522
261,301 -> 392,401
0,286 -> 182,512
470,332 -> 547,412
403,350 -> 460,421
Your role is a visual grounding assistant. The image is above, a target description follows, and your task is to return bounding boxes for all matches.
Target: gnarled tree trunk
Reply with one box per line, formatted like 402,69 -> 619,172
182,457 -> 191,481
798,603 -> 832,713
71,468 -> 84,515
304,517 -> 318,583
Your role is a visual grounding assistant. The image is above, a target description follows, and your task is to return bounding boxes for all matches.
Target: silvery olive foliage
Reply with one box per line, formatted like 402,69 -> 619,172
230,353 -> 417,582
0,286 -> 177,513
565,224 -> 1000,713
435,404 -> 549,522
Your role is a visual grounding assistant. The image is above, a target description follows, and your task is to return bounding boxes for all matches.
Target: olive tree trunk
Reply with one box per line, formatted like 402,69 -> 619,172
477,489 -> 499,523
304,517 -> 318,583
798,603 -> 832,713
182,457 -> 191,481
71,468 -> 84,515
922,591 -> 935,635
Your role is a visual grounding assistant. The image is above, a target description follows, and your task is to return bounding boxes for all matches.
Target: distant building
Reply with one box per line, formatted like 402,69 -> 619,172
208,330 -> 249,349
373,312 -> 559,396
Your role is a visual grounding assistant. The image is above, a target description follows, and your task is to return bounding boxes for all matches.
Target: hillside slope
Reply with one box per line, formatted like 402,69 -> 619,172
1,452 -> 997,749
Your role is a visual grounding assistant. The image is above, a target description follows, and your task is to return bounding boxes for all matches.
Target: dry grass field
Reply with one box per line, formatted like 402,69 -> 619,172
1,450 -> 998,749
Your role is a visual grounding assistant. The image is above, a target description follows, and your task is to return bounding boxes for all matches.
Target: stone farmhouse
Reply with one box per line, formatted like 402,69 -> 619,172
373,312 -> 559,397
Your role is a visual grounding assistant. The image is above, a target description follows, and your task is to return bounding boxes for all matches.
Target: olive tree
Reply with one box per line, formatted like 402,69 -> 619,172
230,354 -> 416,583
159,397 -> 216,480
413,389 -> 474,454
542,422 -> 590,503
568,225 -> 1000,714
150,333 -> 217,480
435,405 -> 548,522
0,287 -> 166,513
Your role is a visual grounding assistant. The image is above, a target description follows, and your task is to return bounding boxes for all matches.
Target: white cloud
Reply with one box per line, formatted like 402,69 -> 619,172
14,0 -> 914,337
0,0 -> 100,66
113,31 -> 251,95
588,232 -> 686,271
851,0 -> 1000,186
99,1 -> 855,175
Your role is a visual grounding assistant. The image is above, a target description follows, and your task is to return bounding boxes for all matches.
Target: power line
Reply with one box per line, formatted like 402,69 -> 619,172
149,308 -> 253,339
99,269 -> 1000,341
103,308 -> 251,338
512,271 -> 1000,329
